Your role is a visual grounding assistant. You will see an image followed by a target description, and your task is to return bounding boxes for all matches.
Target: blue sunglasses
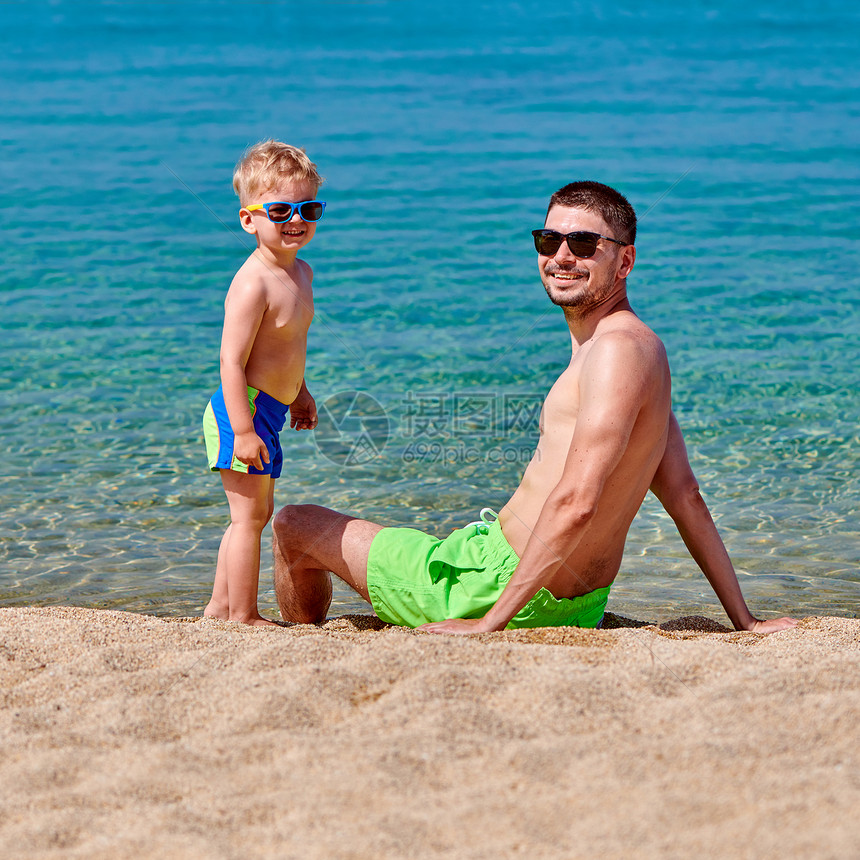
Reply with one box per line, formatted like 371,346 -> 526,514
245,200 -> 326,223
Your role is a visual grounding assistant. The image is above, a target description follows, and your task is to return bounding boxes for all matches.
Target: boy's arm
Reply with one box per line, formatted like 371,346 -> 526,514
289,379 -> 318,431
650,413 -> 797,633
220,279 -> 269,470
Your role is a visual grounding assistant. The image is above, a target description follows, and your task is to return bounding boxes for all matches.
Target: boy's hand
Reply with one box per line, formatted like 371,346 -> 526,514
234,431 -> 270,471
290,387 -> 318,431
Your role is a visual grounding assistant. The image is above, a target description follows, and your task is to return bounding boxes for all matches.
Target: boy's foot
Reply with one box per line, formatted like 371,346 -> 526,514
203,601 -> 229,621
246,616 -> 281,627
230,612 -> 281,627
203,604 -> 280,627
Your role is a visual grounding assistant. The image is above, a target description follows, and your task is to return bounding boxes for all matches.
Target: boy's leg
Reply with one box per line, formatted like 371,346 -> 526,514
216,469 -> 277,626
272,504 -> 384,624
204,523 -> 233,619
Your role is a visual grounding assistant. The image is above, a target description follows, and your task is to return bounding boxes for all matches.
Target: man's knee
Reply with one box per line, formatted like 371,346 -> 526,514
273,505 -> 344,564
273,506 -> 306,564
273,504 -> 320,540
272,504 -> 296,538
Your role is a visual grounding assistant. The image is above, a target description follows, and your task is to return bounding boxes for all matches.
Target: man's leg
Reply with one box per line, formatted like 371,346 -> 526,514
272,504 -> 384,624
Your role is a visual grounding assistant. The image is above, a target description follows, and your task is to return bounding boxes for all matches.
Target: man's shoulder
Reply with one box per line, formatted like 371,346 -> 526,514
589,316 -> 666,365
577,318 -> 669,403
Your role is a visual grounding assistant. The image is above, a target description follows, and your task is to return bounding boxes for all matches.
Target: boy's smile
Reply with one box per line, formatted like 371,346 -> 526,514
240,177 -> 320,258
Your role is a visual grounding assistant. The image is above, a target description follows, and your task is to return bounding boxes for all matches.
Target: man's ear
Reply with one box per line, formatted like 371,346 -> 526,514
239,208 -> 256,235
618,244 -> 636,279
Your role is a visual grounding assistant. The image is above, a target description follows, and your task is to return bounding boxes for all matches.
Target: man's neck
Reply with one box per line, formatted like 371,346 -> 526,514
563,288 -> 633,347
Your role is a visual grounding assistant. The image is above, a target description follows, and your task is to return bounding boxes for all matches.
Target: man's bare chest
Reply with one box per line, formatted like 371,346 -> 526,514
540,365 -> 582,436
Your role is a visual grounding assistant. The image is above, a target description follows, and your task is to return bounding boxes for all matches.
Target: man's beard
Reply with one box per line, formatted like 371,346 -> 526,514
542,265 -> 615,313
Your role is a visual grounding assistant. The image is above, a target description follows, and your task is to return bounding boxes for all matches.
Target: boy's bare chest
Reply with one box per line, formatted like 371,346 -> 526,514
262,282 -> 314,334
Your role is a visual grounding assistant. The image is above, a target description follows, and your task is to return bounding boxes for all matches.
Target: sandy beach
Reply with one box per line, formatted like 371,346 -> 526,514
0,607 -> 857,859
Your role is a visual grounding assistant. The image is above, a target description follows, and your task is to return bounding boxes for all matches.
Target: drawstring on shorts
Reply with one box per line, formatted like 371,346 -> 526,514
467,507 -> 499,535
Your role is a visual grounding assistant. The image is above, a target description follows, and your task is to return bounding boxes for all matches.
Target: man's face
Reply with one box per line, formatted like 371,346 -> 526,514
538,205 -> 632,313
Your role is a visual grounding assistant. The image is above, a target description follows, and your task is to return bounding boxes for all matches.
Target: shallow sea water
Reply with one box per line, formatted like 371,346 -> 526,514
1,0 -> 858,623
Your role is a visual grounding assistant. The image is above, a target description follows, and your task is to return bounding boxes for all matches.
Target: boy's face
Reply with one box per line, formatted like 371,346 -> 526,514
239,177 -> 321,254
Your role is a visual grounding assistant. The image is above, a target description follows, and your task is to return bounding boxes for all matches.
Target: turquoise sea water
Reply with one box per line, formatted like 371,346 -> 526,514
1,0 -> 858,623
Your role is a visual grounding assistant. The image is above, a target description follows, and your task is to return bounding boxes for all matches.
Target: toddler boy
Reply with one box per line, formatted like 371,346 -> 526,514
202,139 -> 324,625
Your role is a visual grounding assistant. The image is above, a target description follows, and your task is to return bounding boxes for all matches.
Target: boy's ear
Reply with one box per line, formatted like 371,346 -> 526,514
239,208 -> 256,235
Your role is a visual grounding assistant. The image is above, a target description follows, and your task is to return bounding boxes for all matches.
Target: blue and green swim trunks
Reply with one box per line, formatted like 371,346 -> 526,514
202,385 -> 290,478
366,510 -> 611,629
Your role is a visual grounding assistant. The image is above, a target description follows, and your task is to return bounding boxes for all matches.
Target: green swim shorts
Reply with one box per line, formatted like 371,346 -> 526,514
366,512 -> 611,629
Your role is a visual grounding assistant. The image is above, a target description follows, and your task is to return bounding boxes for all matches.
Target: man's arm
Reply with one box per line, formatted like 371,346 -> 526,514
422,334 -> 663,635
650,414 -> 797,633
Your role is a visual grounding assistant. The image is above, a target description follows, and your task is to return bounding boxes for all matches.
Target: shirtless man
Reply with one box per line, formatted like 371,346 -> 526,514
272,181 -> 797,635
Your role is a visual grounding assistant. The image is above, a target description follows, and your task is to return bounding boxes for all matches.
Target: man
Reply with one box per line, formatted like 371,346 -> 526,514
272,181 -> 796,635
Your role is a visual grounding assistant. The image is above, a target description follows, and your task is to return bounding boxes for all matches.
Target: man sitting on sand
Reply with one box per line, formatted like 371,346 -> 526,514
272,181 -> 797,635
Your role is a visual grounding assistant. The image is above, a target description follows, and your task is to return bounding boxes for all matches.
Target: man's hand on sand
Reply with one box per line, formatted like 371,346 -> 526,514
418,617 -> 498,635
746,617 -> 799,633
422,616 -> 800,636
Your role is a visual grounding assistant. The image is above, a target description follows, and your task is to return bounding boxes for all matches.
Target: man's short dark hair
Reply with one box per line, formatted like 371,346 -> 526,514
547,181 -> 637,245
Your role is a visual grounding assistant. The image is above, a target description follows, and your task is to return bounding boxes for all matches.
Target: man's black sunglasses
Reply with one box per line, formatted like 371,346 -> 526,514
532,229 -> 629,258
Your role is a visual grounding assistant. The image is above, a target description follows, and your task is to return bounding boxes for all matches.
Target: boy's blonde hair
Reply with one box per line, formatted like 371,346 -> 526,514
232,139 -> 324,205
